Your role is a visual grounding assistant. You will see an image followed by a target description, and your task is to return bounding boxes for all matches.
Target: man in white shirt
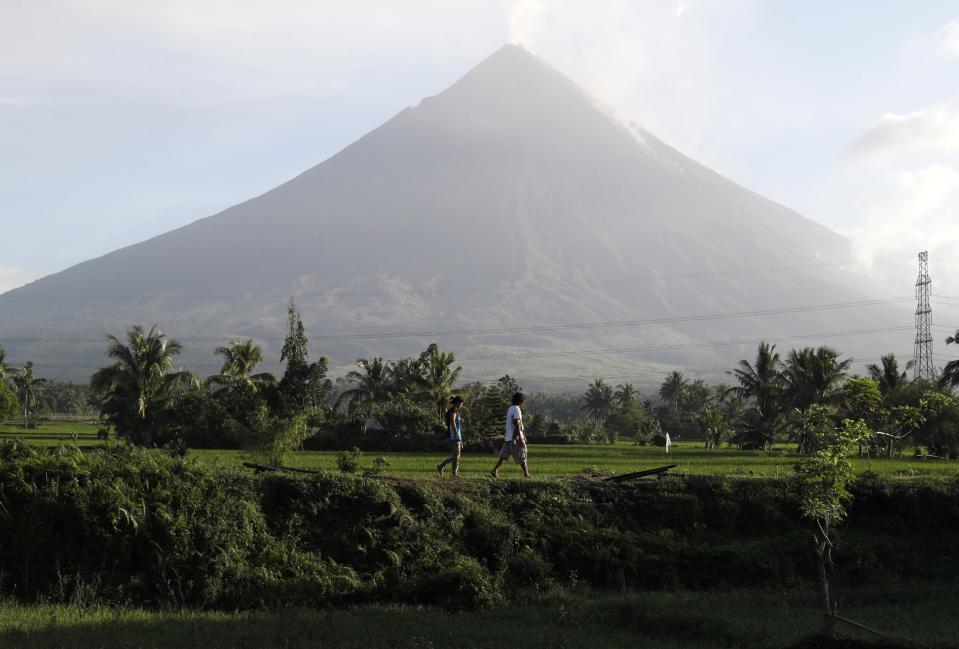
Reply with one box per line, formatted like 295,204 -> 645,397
491,392 -> 530,479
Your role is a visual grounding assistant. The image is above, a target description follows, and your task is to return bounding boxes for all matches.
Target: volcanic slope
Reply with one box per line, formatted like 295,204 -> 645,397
0,45 -> 910,386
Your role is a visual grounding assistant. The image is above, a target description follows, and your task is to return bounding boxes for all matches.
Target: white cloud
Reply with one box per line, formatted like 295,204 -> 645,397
504,0 -> 730,154
850,166 -> 959,297
846,103 -> 959,160
937,19 -> 959,57
0,267 -> 46,294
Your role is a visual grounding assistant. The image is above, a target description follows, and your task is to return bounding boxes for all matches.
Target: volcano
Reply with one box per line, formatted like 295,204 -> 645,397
0,45 -> 911,387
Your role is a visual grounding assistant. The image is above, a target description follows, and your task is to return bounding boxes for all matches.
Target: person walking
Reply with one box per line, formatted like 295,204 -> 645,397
491,392 -> 530,478
437,396 -> 465,477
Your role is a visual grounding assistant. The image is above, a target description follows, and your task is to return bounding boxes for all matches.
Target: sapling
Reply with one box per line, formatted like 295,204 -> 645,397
796,418 -> 873,637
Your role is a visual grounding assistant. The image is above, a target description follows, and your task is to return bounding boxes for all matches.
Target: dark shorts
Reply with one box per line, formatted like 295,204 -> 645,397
499,440 -> 527,464
447,441 -> 462,461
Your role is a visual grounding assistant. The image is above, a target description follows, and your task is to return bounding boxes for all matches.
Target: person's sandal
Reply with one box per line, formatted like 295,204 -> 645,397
490,469 -> 498,478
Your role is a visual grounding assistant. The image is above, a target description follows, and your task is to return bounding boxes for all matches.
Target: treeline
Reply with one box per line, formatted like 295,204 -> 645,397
636,343 -> 959,457
3,304 -> 959,457
2,443 -> 957,610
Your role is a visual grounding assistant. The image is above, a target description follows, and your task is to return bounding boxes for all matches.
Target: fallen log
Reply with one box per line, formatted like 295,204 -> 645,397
242,461 -> 322,475
603,464 -> 677,482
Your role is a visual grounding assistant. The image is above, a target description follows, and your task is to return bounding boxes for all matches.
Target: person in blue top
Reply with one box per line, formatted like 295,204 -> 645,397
436,396 -> 465,477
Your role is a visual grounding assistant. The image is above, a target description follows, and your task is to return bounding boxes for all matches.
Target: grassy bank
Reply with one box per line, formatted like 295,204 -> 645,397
3,585 -> 957,649
3,444 -> 958,613
5,436 -> 956,478
197,441 -> 959,478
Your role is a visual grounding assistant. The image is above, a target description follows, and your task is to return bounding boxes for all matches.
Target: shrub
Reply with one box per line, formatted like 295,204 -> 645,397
336,447 -> 362,473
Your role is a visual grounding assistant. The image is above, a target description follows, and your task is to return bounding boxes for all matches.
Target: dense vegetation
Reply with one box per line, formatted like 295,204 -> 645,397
3,303 -> 959,463
2,442 -> 957,613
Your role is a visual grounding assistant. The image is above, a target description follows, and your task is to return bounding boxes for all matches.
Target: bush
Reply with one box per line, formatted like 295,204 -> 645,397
336,447 -> 362,473
1,443 -> 958,612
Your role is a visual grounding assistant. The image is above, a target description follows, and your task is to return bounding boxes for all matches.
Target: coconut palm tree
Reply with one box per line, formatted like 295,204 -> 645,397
582,379 -> 615,422
336,357 -> 393,413
11,360 -> 46,421
941,330 -> 959,390
90,324 -> 198,445
732,342 -> 784,448
614,383 -> 638,412
782,346 -> 852,410
207,339 -> 276,394
659,371 -> 689,419
420,343 -> 462,416
388,357 -> 425,398
866,353 -> 910,395
0,344 -> 12,382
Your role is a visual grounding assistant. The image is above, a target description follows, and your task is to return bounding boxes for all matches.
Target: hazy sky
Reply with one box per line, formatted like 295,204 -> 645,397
2,1 -> 958,298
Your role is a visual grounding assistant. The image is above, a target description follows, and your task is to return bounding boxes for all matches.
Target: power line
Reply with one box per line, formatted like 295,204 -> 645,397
0,254 -> 917,301
6,324 -> 915,371
0,295 -> 914,344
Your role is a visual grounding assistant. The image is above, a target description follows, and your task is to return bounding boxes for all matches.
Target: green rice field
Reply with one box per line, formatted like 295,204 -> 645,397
3,420 -> 957,479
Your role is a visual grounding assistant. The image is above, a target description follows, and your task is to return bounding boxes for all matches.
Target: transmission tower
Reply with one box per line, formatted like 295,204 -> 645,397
913,251 -> 934,380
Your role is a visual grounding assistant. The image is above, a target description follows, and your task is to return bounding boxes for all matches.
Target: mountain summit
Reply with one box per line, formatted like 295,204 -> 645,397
0,45 -> 904,385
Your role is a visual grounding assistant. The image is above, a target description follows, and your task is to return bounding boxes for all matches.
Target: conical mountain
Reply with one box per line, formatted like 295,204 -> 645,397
0,45 -> 910,386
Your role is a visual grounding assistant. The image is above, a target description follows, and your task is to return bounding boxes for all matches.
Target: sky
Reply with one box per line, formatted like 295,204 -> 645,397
1,0 -> 959,304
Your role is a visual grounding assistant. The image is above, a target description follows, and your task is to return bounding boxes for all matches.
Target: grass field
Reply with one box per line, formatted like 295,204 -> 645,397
194,441 -> 959,479
3,584 -> 957,649
3,423 -> 958,478
0,419 -> 101,446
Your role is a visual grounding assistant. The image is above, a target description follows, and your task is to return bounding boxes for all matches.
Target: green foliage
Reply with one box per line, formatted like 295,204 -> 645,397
605,406 -> 647,439
732,342 -> 785,447
0,381 -> 20,419
787,405 -> 834,455
841,377 -> 881,422
581,379 -> 615,423
278,300 -> 332,414
797,419 -> 873,526
2,445 -> 959,614
90,324 -> 199,446
371,396 -> 437,444
364,455 -> 390,476
336,447 -> 362,473
10,361 -> 47,420
30,380 -> 94,416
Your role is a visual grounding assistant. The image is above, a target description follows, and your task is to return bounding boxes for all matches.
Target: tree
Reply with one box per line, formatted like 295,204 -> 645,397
11,361 -> 47,421
497,374 -> 521,401
208,339 -> 276,394
941,329 -> 959,391
840,377 -> 882,456
280,298 -> 309,368
90,324 -> 199,446
783,346 -> 851,410
732,342 -> 784,448
581,379 -> 615,423
419,343 -> 462,416
787,404 -> 834,455
796,418 -> 874,637
684,379 -> 714,415
389,357 -> 425,398
866,354 -> 910,395
277,300 -> 332,413
613,383 -> 638,412
915,391 -> 959,457
658,371 -> 689,419
695,405 -> 729,449
0,380 -> 19,419
471,384 -> 508,444
337,357 -> 393,414
0,343 -> 14,382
